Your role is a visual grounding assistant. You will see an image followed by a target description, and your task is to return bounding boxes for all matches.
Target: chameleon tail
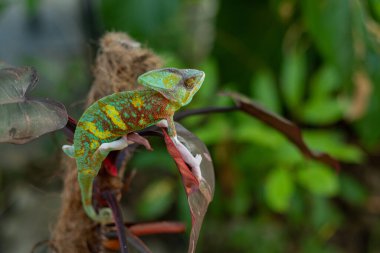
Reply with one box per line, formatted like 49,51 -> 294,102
76,139 -> 128,222
77,173 -> 99,221
78,173 -> 113,223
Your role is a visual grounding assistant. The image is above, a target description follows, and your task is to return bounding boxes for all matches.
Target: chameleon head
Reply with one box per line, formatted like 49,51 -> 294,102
137,68 -> 205,106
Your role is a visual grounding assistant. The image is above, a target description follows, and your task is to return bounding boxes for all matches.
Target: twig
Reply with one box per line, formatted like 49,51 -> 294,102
102,190 -> 128,253
174,106 -> 239,121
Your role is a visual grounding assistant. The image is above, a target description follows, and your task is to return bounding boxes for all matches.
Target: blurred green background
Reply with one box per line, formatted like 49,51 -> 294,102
1,0 -> 380,252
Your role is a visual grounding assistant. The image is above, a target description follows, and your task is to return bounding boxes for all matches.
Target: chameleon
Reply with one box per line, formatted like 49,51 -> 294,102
62,68 -> 205,223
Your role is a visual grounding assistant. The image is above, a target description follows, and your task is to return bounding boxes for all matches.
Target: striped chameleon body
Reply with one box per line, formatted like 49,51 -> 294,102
62,68 -> 205,223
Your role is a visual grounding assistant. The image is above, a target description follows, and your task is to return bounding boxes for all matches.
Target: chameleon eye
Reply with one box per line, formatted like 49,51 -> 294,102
184,77 -> 195,90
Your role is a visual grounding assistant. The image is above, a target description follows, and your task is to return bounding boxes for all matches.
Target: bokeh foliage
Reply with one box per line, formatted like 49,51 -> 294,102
1,0 -> 380,252
96,0 -> 379,252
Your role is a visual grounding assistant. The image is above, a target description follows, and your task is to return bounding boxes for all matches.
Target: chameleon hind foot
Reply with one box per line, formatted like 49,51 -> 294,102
92,136 -> 130,164
97,136 -> 129,156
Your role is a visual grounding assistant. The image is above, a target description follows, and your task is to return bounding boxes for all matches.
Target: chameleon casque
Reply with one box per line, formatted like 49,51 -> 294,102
62,68 -> 205,222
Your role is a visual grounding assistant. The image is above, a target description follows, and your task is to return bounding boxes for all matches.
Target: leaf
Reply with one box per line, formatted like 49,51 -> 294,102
102,190 -> 129,253
297,162 -> 339,196
0,65 -> 68,144
300,98 -> 345,125
137,179 -> 175,219
178,114 -> 232,144
162,123 -> 215,253
251,69 -> 281,113
299,65 -> 345,125
369,0 -> 380,21
310,65 -> 341,99
281,49 -> 306,109
103,190 -> 154,253
302,0 -> 353,79
265,168 -> 294,212
339,175 -> 367,205
223,92 -> 340,170
304,130 -> 364,163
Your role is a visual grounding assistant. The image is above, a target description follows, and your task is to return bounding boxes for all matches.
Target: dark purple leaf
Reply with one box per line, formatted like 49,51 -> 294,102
0,65 -> 68,144
102,190 -> 129,253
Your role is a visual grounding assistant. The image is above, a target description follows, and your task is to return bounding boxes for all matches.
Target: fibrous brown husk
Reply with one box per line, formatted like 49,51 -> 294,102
50,32 -> 163,253
87,32 -> 163,106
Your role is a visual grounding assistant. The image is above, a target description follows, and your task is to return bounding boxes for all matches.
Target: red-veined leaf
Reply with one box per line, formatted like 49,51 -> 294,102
162,123 -> 215,253
162,128 -> 199,194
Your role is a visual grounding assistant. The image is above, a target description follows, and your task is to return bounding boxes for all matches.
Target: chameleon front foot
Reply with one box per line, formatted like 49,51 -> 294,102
62,144 -> 75,158
157,119 -> 204,182
172,136 -> 203,181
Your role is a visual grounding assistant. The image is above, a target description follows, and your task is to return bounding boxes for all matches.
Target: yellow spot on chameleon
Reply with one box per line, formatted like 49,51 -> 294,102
75,148 -> 84,157
82,121 -> 113,139
162,74 -> 181,88
131,95 -> 144,109
103,104 -> 127,130
82,169 -> 96,176
90,139 -> 99,150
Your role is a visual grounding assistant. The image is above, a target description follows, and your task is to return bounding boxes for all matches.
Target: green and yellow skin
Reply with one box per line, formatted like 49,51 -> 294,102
62,68 -> 205,222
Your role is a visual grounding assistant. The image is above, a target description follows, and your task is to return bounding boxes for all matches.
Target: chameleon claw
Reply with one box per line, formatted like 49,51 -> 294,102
194,154 -> 202,167
127,132 -> 153,151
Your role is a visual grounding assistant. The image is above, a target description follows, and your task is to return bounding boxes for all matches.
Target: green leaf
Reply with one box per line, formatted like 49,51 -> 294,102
251,69 -> 281,113
234,122 -> 285,148
369,0 -> 380,22
300,65 -> 346,125
297,162 -> 339,196
339,175 -> 368,205
300,98 -> 345,125
274,141 -> 303,165
281,49 -> 306,109
192,115 -> 231,144
265,168 -> 294,212
302,0 -> 353,79
227,183 -> 252,216
310,197 -> 343,240
310,65 -> 341,99
100,0 -> 180,39
137,179 -> 175,219
192,58 -> 218,106
304,130 -> 364,163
